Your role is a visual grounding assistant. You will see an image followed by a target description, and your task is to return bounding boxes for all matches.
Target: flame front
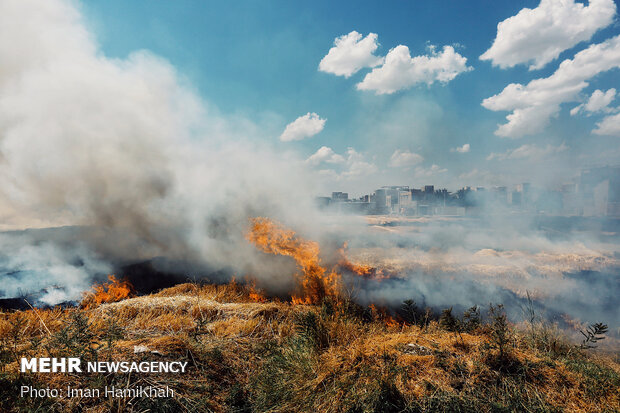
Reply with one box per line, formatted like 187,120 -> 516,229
81,275 -> 134,309
337,243 -> 375,277
246,217 -> 340,305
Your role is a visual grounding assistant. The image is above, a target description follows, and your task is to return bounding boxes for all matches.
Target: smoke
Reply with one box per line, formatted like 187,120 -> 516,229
0,0 -> 321,302
339,214 -> 620,335
0,230 -> 112,305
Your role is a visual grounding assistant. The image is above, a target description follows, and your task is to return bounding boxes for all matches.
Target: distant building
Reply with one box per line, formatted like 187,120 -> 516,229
411,188 -> 423,200
508,183 -> 530,208
315,196 -> 331,209
338,201 -> 372,214
319,168 -> 619,217
561,183 -> 580,215
374,188 -> 390,213
374,186 -> 410,213
492,186 -> 507,204
580,166 -> 620,216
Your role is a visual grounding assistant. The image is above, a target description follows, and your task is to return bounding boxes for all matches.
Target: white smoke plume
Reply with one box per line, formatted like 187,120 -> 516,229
0,0 -> 322,302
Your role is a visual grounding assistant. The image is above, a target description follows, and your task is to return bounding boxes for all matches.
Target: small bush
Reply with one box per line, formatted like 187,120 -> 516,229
102,311 -> 124,361
440,307 -> 464,346
48,310 -> 97,360
579,322 -> 608,349
400,299 -> 419,325
294,311 -> 329,351
488,304 -> 511,360
462,305 -> 481,333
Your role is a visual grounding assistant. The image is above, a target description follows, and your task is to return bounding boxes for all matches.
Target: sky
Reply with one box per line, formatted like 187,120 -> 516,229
65,0 -> 620,195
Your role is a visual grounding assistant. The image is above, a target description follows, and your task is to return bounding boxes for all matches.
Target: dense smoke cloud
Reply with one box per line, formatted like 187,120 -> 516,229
0,0 -> 321,302
338,213 -> 620,338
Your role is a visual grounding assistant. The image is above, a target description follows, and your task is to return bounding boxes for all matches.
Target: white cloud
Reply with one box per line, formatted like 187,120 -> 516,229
356,45 -> 472,94
452,143 -> 470,153
585,88 -> 617,112
388,149 -> 424,167
569,104 -> 583,116
571,88 -> 617,116
593,112 -> 620,135
319,30 -> 383,77
412,164 -> 447,179
571,88 -> 617,115
318,31 -> 383,78
280,112 -> 326,141
482,35 -> 620,138
341,148 -> 378,178
307,147 -> 377,179
486,143 -> 568,161
480,0 -> 616,70
306,146 -> 345,165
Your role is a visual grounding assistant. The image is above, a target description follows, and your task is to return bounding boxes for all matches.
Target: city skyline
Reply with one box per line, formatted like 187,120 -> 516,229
318,165 -> 620,217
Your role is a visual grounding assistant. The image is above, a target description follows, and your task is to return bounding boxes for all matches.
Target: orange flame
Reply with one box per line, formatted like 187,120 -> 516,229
336,242 -> 391,280
338,246 -> 375,277
248,280 -> 268,303
81,275 -> 134,309
247,217 -> 340,305
369,303 -> 400,327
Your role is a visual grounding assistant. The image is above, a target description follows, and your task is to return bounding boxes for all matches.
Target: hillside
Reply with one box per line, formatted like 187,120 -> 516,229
0,280 -> 618,413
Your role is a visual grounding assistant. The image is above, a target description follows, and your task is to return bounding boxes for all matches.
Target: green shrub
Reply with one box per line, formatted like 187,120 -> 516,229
294,311 -> 330,351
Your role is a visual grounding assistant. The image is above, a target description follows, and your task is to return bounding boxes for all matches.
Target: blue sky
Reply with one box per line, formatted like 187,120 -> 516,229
79,0 -> 620,195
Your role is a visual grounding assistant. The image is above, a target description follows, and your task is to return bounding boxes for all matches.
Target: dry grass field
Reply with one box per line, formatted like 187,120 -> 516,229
0,218 -> 618,412
0,278 -> 618,413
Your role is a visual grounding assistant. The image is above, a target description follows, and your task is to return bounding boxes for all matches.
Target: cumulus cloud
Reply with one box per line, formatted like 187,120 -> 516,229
570,88 -> 617,115
280,112 -> 326,141
356,45 -> 471,94
482,35 -> 620,138
411,164 -> 447,179
388,149 -> 424,167
341,148 -> 378,178
309,147 -> 377,179
306,146 -> 345,165
584,88 -> 617,112
593,112 -> 620,136
318,31 -> 383,77
486,143 -> 568,161
452,143 -> 470,153
481,0 -> 616,70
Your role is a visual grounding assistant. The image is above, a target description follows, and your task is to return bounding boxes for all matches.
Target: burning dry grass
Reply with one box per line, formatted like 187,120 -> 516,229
80,275 -> 134,309
0,281 -> 618,412
0,217 -> 618,411
247,217 -> 341,304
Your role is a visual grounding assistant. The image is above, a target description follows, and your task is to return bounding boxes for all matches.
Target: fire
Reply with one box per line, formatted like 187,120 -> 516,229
247,217 -> 340,305
369,303 -> 400,327
81,275 -> 134,309
248,281 -> 268,303
337,242 -> 377,277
